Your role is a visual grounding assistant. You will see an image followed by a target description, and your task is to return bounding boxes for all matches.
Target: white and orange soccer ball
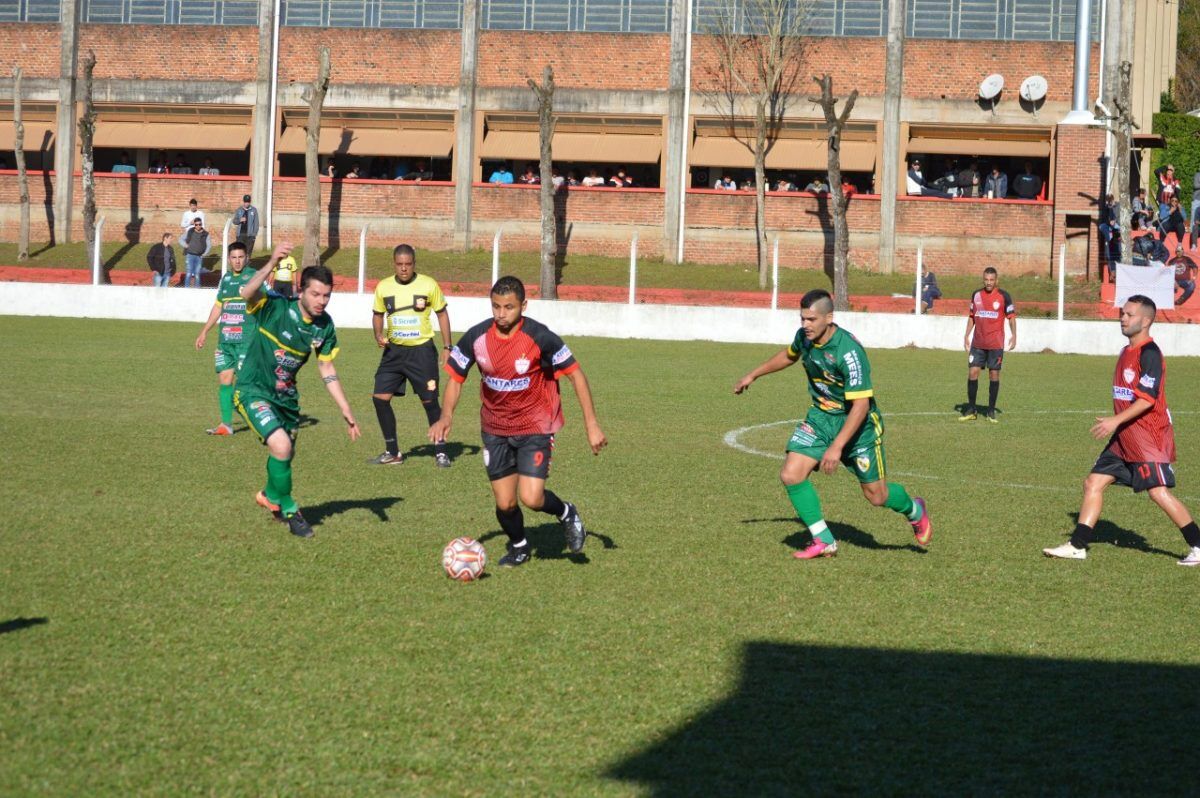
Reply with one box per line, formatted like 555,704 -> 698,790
442,536 -> 487,582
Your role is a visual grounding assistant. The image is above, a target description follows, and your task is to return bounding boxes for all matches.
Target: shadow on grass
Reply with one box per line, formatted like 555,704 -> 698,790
402,441 -> 482,463
607,641 -> 1200,795
741,517 -> 924,553
1062,512 -> 1180,558
478,518 -> 615,564
0,617 -> 49,635
303,495 -> 404,526
953,402 -> 1003,418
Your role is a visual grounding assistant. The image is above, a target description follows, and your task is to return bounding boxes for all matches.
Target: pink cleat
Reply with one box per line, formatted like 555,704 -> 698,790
911,497 -> 932,546
793,540 -> 838,559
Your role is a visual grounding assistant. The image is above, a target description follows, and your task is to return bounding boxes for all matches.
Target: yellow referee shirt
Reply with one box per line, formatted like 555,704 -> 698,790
372,273 -> 447,346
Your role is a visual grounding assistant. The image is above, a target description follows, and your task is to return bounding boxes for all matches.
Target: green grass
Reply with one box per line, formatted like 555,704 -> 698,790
0,241 -> 1102,303
2,316 -> 1197,795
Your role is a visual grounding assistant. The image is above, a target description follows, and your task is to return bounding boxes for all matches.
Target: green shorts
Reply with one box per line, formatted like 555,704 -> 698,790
785,407 -> 887,484
214,343 -> 247,374
234,390 -> 299,445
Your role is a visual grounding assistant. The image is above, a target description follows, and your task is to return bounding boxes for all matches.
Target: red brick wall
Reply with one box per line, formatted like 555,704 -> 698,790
477,31 -> 672,91
1050,124 -> 1105,275
278,28 -> 460,87
0,25 -> 59,79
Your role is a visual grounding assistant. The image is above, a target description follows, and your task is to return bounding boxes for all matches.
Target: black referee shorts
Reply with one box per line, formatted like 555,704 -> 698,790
374,340 -> 440,399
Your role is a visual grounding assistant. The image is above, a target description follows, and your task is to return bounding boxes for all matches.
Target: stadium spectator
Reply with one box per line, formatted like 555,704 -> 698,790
740,179 -> 755,191
1191,168 -> 1200,247
0,156 -> 7,169
610,169 -> 634,188
149,158 -> 168,174
402,160 -> 433,181
518,164 -> 540,185
774,176 -> 794,192
180,198 -> 205,232
233,194 -> 260,255
181,217 -> 211,288
984,166 -> 1008,199
146,232 -> 177,287
324,159 -> 337,178
198,158 -> 219,176
1159,196 -> 1186,246
715,174 -> 737,191
345,163 -> 362,179
1155,164 -> 1181,224
171,154 -> 193,175
841,179 -> 857,197
1099,194 -> 1121,277
906,159 -> 954,199
805,176 -> 829,194
551,166 -> 565,190
488,163 -> 514,184
566,171 -> 581,187
1170,246 -> 1197,305
581,168 -> 605,187
1133,233 -> 1170,265
1132,188 -> 1151,229
920,270 -> 942,312
113,151 -> 136,174
1010,161 -> 1043,200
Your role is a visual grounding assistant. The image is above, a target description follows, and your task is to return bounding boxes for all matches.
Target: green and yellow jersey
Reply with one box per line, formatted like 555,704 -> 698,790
237,294 -> 339,412
789,325 -> 878,417
372,273 -> 447,346
214,270 -> 255,347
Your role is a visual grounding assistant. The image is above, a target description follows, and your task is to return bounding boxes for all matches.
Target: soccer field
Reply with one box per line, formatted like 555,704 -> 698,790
2,315 -> 1198,796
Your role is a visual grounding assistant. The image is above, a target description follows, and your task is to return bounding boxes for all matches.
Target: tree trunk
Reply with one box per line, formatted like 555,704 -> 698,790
812,74 -> 858,311
528,65 -> 557,300
13,67 -> 29,261
303,47 -> 331,268
1114,61 -> 1134,262
79,50 -> 98,271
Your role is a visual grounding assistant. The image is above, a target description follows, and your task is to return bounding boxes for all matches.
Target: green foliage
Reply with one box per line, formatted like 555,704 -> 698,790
1151,112 -> 1200,203
1160,80 -> 1180,114
2,316 -> 1199,794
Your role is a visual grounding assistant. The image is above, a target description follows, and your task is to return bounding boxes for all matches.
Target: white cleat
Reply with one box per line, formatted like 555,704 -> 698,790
1043,542 -> 1087,560
1178,546 -> 1200,567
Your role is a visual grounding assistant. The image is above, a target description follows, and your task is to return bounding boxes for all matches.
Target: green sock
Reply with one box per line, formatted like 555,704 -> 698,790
786,480 -> 834,544
266,455 -> 299,515
219,384 -> 234,425
884,483 -> 921,521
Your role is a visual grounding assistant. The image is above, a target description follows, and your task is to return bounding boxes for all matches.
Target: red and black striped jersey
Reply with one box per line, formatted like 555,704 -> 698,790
969,288 -> 1016,350
445,316 -> 580,436
1110,339 -> 1175,463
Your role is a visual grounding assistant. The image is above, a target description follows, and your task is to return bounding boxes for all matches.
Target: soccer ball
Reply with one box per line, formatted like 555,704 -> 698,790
442,536 -> 487,582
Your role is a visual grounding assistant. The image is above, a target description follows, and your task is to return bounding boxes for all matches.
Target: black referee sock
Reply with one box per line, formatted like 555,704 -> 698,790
421,398 -> 445,453
967,379 -> 979,411
1069,523 -> 1095,550
988,380 -> 1000,413
540,490 -> 567,520
373,397 -> 398,455
496,506 -> 526,544
1180,521 -> 1200,548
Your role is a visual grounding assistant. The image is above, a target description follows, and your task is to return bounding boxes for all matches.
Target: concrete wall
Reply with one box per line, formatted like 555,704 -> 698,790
2,280 -> 1195,357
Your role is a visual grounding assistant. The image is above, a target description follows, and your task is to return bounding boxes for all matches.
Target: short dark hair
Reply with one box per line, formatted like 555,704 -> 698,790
1127,294 -> 1157,320
301,265 -> 334,290
228,241 -> 247,255
491,275 -> 526,303
800,288 -> 833,312
161,232 -> 172,241
189,198 -> 198,205
983,267 -> 998,277
393,243 -> 416,260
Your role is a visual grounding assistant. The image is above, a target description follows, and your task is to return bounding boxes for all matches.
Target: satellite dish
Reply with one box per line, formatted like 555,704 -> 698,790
979,74 -> 1005,101
1020,75 -> 1048,103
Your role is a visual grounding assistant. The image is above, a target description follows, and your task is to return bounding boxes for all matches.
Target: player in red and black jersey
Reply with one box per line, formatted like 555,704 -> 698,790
1044,295 -> 1200,566
429,276 -> 607,567
960,267 -> 1017,422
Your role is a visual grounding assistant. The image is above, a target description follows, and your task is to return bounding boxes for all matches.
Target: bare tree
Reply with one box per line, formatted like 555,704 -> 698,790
302,46 -> 331,268
527,65 -> 557,300
1177,0 -> 1200,111
1111,61 -> 1136,263
79,50 -> 98,262
13,67 -> 30,261
701,0 -> 811,288
811,74 -> 858,311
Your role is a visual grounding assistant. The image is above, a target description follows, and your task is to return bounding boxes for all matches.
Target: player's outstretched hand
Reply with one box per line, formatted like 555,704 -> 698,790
733,375 -> 754,395
586,422 -> 607,455
429,417 -> 452,444
345,414 -> 361,441
1091,416 -> 1119,440
194,331 -> 207,351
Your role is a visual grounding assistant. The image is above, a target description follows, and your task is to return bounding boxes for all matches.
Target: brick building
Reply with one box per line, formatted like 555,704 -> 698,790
0,0 -> 1181,276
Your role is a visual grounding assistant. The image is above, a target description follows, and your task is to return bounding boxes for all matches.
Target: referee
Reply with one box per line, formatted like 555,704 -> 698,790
370,244 -> 453,467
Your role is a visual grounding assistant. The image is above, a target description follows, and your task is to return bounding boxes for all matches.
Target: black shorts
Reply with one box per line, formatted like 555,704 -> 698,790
481,432 -> 554,481
374,341 -> 440,398
1091,449 -> 1176,493
273,281 -> 295,298
969,348 -> 1004,371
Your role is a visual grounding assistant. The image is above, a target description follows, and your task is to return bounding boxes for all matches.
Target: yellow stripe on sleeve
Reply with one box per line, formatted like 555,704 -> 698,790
845,389 -> 874,400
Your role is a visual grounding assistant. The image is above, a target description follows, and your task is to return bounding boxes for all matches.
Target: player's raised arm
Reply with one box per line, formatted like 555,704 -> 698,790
565,367 -> 607,454
240,241 -> 292,304
316,358 -> 361,441
734,348 -> 797,394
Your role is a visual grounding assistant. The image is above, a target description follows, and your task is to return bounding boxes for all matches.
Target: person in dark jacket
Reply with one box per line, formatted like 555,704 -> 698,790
233,195 -> 260,255
147,232 -> 177,287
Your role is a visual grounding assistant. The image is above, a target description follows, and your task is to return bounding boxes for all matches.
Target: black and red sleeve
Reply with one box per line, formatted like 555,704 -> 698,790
533,325 -> 579,379
444,324 -> 482,383
1001,289 -> 1016,317
1134,343 -> 1164,401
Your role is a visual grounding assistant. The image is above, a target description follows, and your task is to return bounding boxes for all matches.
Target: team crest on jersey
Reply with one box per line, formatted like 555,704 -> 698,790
514,356 -> 531,374
1123,368 -> 1136,383
856,456 -> 870,473
824,352 -> 836,364
414,295 -> 428,311
993,300 -> 1000,310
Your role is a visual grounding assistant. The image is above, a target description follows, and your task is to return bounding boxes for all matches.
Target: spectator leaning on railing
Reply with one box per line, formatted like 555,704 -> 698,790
1010,162 -> 1043,200
984,166 -> 1008,199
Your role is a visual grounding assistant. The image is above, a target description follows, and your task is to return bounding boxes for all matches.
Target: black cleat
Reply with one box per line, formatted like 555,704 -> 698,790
561,503 -> 586,553
286,511 -> 314,539
498,542 -> 531,567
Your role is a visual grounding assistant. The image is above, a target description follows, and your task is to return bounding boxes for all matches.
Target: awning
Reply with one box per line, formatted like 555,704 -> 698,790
92,121 -> 250,151
1132,133 -> 1166,149
480,130 -> 663,163
690,136 -> 876,171
0,122 -> 55,151
907,136 -> 1050,158
277,126 -> 454,157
